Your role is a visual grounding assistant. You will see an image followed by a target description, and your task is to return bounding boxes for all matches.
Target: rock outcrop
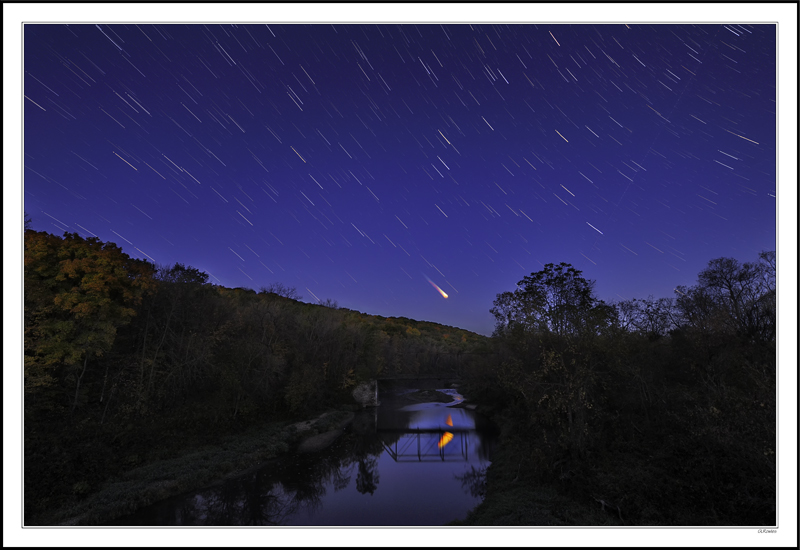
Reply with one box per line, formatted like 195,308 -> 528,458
351,380 -> 379,408
295,411 -> 355,453
296,428 -> 344,453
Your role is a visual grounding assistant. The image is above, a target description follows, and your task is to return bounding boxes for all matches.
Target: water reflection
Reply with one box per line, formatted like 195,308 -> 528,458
355,457 -> 379,495
455,465 -> 488,499
379,402 -> 489,463
108,388 -> 498,526
381,430 -> 468,462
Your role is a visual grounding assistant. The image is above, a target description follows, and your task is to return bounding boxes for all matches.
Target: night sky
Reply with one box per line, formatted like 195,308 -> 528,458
21,22 -> 777,336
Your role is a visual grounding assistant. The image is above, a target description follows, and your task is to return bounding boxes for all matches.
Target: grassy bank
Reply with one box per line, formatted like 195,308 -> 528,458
28,409 -> 355,526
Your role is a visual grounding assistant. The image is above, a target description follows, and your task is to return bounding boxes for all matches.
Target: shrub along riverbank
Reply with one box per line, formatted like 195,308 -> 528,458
450,403 -> 626,526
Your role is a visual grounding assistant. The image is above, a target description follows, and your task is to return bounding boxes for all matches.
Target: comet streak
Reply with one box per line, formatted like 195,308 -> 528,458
423,274 -> 448,298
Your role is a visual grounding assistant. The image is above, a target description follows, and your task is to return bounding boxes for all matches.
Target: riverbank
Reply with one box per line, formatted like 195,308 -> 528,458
34,389 -> 454,526
447,404 -> 624,526
34,409 -> 356,526
454,397 -> 775,526
448,434 -> 622,526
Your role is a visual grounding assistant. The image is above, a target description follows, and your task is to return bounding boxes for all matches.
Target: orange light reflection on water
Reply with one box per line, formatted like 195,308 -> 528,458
438,431 -> 454,448
439,414 -> 454,448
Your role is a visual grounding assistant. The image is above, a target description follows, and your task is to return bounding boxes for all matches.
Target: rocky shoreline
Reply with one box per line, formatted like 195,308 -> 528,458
293,410 -> 355,453
398,389 -> 455,404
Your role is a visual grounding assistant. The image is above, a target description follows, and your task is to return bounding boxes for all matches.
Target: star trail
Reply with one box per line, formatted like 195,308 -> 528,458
22,22 -> 777,335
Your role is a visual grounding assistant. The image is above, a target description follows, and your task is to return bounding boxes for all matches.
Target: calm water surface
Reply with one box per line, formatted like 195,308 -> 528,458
108,385 -> 499,526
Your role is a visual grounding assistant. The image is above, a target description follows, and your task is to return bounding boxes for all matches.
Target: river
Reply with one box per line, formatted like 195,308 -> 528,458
107,382 -> 499,526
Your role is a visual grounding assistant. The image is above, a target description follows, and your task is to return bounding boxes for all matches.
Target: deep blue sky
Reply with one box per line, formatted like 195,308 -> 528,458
22,23 -> 776,335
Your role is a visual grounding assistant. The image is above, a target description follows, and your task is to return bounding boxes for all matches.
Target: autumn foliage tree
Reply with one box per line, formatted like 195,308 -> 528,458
24,231 -> 154,414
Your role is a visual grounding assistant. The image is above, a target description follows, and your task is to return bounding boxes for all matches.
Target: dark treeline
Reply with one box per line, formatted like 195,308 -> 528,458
459,255 -> 776,526
23,227 -> 775,526
23,229 -> 488,524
